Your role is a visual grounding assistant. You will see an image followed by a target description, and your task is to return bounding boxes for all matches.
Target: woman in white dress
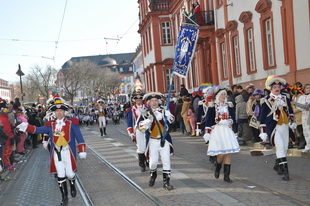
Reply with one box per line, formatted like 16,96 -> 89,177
203,88 -> 240,182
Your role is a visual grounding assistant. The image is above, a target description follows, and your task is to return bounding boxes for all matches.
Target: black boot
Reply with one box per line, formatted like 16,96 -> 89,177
149,169 -> 157,187
138,154 -> 146,172
58,177 -> 68,206
279,157 -> 290,181
214,160 -> 222,179
68,176 -> 77,197
298,135 -> 306,149
103,127 -> 107,136
273,158 -> 283,175
223,164 -> 233,183
100,128 -> 103,136
163,171 -> 173,190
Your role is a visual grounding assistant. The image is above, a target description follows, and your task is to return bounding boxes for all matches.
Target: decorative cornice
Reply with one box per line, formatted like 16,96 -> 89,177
215,28 -> 226,37
255,0 -> 272,14
226,20 -> 238,31
239,11 -> 253,24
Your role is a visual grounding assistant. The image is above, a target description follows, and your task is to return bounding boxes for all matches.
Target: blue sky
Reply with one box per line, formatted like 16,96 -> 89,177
0,0 -> 140,83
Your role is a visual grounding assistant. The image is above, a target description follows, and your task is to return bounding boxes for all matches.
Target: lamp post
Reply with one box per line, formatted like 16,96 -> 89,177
16,64 -> 25,102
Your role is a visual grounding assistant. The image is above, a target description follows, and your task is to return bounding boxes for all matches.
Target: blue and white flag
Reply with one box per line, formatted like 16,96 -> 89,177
172,25 -> 199,78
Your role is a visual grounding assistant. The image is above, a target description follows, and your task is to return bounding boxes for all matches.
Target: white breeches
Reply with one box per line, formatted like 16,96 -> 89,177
98,116 -> 106,128
54,147 -> 75,179
302,121 -> 310,150
148,138 -> 171,171
136,130 -> 146,154
274,124 -> 289,158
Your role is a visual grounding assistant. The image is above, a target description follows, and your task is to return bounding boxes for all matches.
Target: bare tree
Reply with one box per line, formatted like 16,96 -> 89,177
61,59 -> 98,104
23,65 -> 57,102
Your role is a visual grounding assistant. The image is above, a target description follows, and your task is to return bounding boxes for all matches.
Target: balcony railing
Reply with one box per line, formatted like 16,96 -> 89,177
201,10 -> 214,26
184,10 -> 214,26
150,0 -> 171,12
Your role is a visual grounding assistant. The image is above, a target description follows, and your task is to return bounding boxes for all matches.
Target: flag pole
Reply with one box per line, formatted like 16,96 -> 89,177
161,14 -> 199,147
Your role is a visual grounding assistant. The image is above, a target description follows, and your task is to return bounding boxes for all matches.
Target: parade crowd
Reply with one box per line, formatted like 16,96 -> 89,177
0,75 -> 309,205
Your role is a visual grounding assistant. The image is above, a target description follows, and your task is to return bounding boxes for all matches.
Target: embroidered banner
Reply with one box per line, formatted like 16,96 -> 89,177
172,25 -> 199,78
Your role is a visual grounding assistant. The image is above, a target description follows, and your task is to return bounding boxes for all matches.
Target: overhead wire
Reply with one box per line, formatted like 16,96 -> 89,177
53,0 -> 68,61
112,18 -> 139,53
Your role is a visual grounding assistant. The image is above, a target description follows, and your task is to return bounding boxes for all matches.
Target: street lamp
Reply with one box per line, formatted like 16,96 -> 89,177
16,64 -> 25,102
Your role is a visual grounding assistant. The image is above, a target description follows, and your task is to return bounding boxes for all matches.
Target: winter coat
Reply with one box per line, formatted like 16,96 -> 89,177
174,102 -> 183,122
235,95 -> 248,121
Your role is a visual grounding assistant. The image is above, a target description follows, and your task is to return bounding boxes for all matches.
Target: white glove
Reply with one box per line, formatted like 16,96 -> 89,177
140,119 -> 152,131
219,119 -> 229,125
259,133 -> 268,142
289,122 -> 297,130
165,110 -> 172,119
154,111 -> 163,121
203,133 -> 211,143
79,152 -> 87,159
42,140 -> 49,150
130,133 -> 135,139
16,122 -> 29,132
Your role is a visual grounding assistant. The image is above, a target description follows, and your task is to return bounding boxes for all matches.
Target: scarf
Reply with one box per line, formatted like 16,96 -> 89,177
55,118 -> 65,133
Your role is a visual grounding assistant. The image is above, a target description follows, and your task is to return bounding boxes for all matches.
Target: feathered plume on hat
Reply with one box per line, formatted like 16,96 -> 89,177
48,95 -> 69,111
265,75 -> 286,91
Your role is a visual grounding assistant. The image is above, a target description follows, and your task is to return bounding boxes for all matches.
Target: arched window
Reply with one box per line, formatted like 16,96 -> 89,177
239,11 -> 257,74
226,20 -> 241,77
255,0 -> 276,70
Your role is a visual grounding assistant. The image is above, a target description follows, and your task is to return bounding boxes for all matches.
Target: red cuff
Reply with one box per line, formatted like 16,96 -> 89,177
78,143 -> 86,153
205,127 -> 212,134
127,127 -> 134,135
26,125 -> 36,133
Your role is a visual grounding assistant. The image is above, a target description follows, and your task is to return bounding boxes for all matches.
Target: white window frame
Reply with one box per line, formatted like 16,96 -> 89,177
221,43 -> 227,78
162,22 -> 172,45
166,69 -> 175,92
265,19 -> 274,67
233,36 -> 241,75
247,28 -> 256,71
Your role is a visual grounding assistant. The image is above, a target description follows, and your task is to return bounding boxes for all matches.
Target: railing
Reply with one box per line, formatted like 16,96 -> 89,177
184,10 -> 214,26
201,10 -> 214,26
150,0 -> 171,12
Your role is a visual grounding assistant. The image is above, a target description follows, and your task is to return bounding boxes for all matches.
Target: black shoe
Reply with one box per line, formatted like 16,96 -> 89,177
163,171 -> 173,190
149,170 -> 157,187
60,195 -> 68,206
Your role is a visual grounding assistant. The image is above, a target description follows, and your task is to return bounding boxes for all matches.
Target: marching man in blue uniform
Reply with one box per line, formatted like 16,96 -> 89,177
17,96 -> 87,206
259,76 -> 296,181
139,92 -> 175,190
127,91 -> 148,172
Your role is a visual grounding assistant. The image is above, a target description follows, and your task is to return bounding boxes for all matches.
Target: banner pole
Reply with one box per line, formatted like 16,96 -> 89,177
161,73 -> 174,147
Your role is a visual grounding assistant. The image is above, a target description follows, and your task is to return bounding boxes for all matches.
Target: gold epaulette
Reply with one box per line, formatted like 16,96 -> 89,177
227,102 -> 234,108
260,97 -> 267,105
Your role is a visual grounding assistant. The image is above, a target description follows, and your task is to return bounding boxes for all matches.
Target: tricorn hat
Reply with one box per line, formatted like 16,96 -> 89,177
97,99 -> 104,103
143,92 -> 163,101
132,91 -> 144,100
265,75 -> 286,90
48,95 -> 69,111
